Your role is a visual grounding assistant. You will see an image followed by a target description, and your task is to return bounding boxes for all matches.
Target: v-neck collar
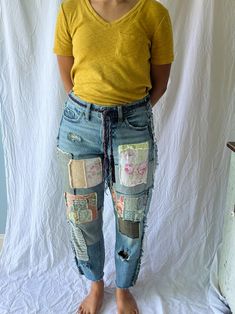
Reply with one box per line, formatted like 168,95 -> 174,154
84,0 -> 144,27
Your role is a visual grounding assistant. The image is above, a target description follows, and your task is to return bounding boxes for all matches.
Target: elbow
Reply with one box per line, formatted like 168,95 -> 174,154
151,82 -> 168,94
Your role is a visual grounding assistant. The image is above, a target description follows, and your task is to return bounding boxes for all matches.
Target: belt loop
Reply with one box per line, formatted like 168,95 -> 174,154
117,106 -> 123,122
85,103 -> 91,120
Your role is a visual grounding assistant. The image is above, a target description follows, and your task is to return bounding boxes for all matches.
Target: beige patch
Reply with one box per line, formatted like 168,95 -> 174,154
68,157 -> 103,188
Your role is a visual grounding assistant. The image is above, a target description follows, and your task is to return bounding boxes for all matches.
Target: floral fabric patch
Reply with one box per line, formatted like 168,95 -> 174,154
64,192 -> 98,224
111,189 -> 148,222
118,141 -> 149,187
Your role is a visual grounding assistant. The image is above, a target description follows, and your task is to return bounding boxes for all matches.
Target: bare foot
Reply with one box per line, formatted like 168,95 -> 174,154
115,287 -> 139,314
77,279 -> 104,314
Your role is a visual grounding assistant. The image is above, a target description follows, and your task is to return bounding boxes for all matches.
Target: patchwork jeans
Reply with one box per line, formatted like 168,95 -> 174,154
56,90 -> 158,288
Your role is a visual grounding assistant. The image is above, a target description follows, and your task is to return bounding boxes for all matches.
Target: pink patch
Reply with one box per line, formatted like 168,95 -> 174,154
137,162 -> 147,176
124,163 -> 134,175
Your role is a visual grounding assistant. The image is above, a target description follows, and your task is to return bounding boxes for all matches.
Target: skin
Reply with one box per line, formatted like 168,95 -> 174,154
56,1 -> 172,313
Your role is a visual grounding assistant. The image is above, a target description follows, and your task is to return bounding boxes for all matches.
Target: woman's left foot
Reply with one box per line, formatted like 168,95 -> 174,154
115,287 -> 139,314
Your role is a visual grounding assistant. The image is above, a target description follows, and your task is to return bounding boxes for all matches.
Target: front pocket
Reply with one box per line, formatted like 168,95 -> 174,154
63,104 -> 84,123
124,109 -> 149,130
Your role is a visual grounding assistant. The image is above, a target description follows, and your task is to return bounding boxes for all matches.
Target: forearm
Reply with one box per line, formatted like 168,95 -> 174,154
149,85 -> 167,108
56,56 -> 74,94
148,63 -> 172,107
63,79 -> 73,94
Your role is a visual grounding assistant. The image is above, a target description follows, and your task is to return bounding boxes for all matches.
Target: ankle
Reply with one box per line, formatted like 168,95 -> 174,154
116,287 -> 129,293
91,279 -> 104,289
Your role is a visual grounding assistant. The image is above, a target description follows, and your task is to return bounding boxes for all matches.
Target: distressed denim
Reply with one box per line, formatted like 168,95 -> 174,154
56,89 -> 158,288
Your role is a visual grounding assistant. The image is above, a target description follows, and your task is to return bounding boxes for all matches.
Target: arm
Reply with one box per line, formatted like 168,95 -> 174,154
149,63 -> 172,108
56,55 -> 74,94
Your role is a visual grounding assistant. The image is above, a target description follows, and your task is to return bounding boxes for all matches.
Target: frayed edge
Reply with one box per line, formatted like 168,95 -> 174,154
130,190 -> 150,286
90,277 -> 104,282
147,103 -> 159,169
154,140 -> 159,167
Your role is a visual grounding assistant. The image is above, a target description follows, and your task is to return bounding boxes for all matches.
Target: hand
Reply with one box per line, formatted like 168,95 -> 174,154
149,98 -> 154,108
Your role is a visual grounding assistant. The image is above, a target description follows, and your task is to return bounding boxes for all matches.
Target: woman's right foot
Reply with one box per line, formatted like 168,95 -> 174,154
77,279 -> 104,314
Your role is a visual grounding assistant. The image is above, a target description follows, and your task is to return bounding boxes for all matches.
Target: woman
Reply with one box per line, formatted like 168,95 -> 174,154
53,0 -> 174,313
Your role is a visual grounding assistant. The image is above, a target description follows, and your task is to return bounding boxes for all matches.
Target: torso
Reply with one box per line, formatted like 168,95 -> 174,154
88,0 -> 140,23
55,0 -> 174,105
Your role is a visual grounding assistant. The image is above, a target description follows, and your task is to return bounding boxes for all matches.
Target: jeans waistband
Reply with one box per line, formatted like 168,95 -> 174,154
66,90 -> 151,190
67,89 -> 150,112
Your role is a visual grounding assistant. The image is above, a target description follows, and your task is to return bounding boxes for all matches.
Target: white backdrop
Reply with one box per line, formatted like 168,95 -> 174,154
0,0 -> 234,313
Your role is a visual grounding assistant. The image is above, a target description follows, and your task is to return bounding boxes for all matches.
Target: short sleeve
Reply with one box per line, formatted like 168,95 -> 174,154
150,10 -> 174,65
53,3 -> 73,56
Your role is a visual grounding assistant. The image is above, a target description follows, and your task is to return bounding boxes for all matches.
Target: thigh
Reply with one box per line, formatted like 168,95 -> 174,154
110,104 -> 156,238
56,101 -> 105,251
112,104 -> 156,194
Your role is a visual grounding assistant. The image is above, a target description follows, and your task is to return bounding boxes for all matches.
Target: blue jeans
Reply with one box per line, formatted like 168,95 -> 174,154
56,90 -> 158,288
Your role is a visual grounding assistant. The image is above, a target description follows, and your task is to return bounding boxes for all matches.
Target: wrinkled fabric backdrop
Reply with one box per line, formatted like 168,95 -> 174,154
0,0 -> 234,313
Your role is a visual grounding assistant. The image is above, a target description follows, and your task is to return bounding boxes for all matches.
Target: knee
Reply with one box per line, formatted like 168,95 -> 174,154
111,188 -> 149,239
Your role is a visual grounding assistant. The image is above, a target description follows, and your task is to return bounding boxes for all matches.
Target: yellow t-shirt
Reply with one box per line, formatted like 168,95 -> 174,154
53,0 -> 174,106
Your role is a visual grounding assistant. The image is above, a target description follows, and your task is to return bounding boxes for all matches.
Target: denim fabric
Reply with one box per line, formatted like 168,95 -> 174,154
56,89 -> 158,288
